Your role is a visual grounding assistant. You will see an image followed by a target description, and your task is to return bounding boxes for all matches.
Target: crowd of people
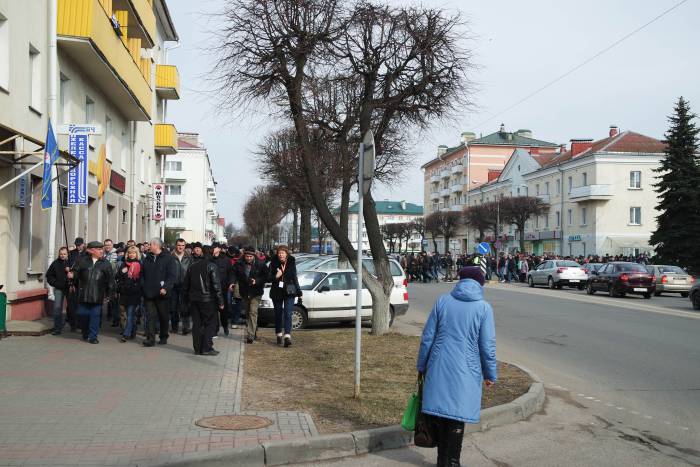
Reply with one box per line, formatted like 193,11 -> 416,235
397,250 -> 652,284
46,237 -> 301,355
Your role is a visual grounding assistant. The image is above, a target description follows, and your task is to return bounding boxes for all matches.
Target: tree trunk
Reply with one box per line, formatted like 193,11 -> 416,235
363,191 -> 393,335
432,235 -> 438,253
444,236 -> 451,255
338,178 -> 351,267
519,224 -> 526,254
292,208 -> 299,251
299,204 -> 312,252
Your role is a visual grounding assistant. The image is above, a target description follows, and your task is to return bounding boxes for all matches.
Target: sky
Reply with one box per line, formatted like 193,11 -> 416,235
165,0 -> 700,226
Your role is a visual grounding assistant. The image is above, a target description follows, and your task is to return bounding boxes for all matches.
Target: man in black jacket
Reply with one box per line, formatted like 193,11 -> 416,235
183,243 -> 225,355
141,238 -> 177,347
211,243 -> 232,336
170,238 -> 193,335
232,247 -> 268,344
46,247 -> 71,335
68,241 -> 114,344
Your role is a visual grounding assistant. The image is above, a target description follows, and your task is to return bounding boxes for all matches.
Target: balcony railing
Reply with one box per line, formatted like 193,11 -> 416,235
165,194 -> 186,204
154,124 -> 178,154
430,191 -> 440,201
58,0 -> 152,120
440,188 -> 451,198
537,194 -> 550,204
451,164 -> 463,174
430,174 -> 440,184
156,64 -> 180,100
451,184 -> 463,194
440,169 -> 451,179
113,0 -> 157,47
569,184 -> 612,202
164,169 -> 186,180
450,205 -> 462,212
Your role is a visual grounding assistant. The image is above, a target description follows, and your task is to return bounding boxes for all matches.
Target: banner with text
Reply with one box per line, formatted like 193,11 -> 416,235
67,132 -> 88,204
153,183 -> 165,221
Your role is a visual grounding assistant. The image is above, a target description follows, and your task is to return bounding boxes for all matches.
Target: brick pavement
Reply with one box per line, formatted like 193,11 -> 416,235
0,326 -> 316,466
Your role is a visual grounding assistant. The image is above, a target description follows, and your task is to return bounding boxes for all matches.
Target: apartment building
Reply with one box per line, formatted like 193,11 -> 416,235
346,200 -> 423,252
465,126 -> 666,257
0,0 -> 180,322
163,133 -> 224,243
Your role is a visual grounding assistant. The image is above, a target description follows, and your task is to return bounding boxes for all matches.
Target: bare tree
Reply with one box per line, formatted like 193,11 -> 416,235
243,185 -> 286,250
213,0 -> 473,334
381,223 -> 401,253
411,217 -> 426,251
425,211 -> 462,254
463,204 -> 492,245
500,196 -> 550,253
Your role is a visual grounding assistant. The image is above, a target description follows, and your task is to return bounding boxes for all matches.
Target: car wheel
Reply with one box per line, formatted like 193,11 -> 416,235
680,292 -> 689,298
608,285 -> 616,298
586,282 -> 595,295
692,293 -> 700,310
654,291 -> 661,297
291,306 -> 308,330
643,293 -> 652,299
528,277 -> 535,288
548,277 -> 555,290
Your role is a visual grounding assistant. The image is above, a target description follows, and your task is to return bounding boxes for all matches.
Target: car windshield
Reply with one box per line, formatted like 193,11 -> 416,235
658,266 -> 685,274
297,272 -> 326,290
311,257 -> 404,277
556,261 -> 580,267
616,263 -> 647,272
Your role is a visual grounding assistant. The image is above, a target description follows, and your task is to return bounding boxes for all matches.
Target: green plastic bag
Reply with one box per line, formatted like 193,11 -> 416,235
401,377 -> 422,431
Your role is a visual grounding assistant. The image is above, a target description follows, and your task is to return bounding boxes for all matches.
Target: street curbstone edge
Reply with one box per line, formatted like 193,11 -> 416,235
162,444 -> 265,467
263,433 -> 356,466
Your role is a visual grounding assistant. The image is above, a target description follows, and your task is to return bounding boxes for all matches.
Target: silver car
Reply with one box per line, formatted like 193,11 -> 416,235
527,260 -> 588,289
645,265 -> 695,297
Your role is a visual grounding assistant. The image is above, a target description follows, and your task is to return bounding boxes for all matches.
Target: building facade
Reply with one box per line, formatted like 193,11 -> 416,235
463,127 -> 666,257
163,133 -> 224,243
0,0 -> 180,321
346,200 -> 424,252
421,125 -> 559,252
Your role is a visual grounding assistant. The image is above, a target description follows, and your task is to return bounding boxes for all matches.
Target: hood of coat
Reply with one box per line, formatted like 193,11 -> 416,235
450,278 -> 484,302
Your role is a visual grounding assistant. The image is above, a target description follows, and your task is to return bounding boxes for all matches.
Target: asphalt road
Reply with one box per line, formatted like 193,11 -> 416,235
393,280 -> 700,465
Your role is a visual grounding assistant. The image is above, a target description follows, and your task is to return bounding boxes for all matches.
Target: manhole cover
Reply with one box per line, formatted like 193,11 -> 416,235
195,415 -> 273,430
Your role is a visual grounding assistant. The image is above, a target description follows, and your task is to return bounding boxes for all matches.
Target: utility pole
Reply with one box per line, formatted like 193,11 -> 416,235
46,0 -> 59,297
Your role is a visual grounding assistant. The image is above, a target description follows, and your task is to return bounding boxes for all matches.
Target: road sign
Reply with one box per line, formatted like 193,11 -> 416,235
361,130 -> 375,195
477,242 -> 490,255
152,183 -> 165,221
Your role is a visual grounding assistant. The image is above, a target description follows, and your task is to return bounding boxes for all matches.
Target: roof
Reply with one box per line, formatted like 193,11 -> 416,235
177,138 -> 200,149
541,131 -> 665,169
347,201 -> 423,216
420,130 -> 558,169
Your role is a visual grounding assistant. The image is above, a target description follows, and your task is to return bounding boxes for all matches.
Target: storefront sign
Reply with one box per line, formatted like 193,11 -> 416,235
14,171 -> 28,208
110,171 -> 126,193
540,230 -> 560,240
67,132 -> 88,204
152,183 -> 165,221
525,232 -> 538,240
568,234 -> 582,242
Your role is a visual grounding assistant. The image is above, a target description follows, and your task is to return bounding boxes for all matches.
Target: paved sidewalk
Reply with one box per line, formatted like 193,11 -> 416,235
0,327 -> 316,466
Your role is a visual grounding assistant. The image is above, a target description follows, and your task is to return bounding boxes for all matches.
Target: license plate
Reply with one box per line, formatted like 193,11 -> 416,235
569,280 -> 580,283
634,288 -> 647,292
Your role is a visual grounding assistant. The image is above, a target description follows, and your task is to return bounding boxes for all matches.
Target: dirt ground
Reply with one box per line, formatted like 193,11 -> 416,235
242,328 -> 532,434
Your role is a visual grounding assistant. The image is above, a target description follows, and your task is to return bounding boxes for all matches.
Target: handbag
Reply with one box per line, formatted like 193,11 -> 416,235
285,283 -> 298,296
401,378 -> 421,431
413,377 -> 438,448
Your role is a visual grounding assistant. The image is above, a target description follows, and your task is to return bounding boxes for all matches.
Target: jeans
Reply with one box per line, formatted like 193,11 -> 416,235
431,265 -> 439,281
52,289 -> 65,332
66,288 -> 78,330
273,296 -> 295,335
121,304 -> 137,337
77,303 -> 102,340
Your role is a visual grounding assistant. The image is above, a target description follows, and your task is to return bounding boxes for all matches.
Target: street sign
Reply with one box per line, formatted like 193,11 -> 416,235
67,132 -> 88,204
477,242 -> 490,255
57,124 -> 102,135
152,183 -> 165,221
361,130 -> 375,195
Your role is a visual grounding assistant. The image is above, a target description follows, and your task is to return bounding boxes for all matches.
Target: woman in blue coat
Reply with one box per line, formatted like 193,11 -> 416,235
417,266 -> 497,467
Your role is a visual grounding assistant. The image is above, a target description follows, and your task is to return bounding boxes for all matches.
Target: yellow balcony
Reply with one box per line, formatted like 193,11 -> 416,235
112,0 -> 156,48
155,64 -> 180,100
155,124 -> 178,155
58,0 -> 152,121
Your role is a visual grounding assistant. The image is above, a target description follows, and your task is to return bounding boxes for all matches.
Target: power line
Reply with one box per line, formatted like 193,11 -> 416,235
472,0 -> 690,130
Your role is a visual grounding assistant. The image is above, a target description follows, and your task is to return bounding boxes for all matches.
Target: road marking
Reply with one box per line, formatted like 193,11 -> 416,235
630,411 -> 639,415
606,403 -> 615,407
644,415 -> 654,419
585,396 -> 595,400
486,284 -> 700,320
577,393 -> 585,397
679,426 -> 690,431
616,407 -> 625,411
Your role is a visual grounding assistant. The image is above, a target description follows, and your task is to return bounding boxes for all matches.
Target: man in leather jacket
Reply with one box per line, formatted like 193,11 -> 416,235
68,241 -> 114,344
170,238 -> 193,335
183,243 -> 224,355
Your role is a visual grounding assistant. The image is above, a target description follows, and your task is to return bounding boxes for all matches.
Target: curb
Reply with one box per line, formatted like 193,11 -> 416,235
167,363 -> 545,466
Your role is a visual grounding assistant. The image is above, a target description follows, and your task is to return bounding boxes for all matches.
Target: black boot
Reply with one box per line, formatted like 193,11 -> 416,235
444,420 -> 465,467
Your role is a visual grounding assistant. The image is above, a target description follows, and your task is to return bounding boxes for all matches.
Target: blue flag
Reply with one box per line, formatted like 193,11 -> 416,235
41,118 -> 59,210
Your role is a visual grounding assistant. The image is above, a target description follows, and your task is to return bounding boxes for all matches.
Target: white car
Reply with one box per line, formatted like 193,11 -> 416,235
527,260 -> 588,289
258,269 -> 409,330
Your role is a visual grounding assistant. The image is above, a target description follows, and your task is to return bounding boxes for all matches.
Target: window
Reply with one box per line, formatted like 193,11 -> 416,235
535,184 -> 540,195
105,116 -> 113,160
0,12 -> 8,91
165,161 -> 182,171
165,184 -> 182,195
567,209 -> 573,226
555,211 -> 560,227
516,187 -> 520,195
545,214 -> 549,228
581,207 -> 587,225
120,129 -> 128,171
545,182 -> 550,194
166,208 -> 184,219
582,172 -> 588,186
556,179 -> 561,194
629,171 -> 641,189
121,209 -> 128,224
535,215 -> 539,229
139,150 -> 145,183
567,176 -> 573,193
28,44 -> 41,112
629,207 -> 641,225
85,96 -> 95,149
59,73 -> 70,123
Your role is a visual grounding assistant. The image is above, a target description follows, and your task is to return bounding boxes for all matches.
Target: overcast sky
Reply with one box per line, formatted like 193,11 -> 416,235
166,0 -> 700,225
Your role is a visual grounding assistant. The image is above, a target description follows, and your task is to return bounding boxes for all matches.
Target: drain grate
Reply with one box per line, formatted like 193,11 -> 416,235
195,415 -> 273,431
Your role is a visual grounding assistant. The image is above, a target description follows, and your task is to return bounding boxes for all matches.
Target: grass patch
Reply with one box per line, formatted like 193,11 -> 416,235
242,328 -> 531,433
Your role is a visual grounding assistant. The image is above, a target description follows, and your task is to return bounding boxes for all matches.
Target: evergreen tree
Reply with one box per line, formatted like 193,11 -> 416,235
650,97 -> 700,273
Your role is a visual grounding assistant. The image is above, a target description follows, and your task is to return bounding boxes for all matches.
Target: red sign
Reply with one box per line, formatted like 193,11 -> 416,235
153,183 -> 165,221
110,171 -> 126,193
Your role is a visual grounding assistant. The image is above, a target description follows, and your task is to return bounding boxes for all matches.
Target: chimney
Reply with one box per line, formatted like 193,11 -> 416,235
560,144 -> 567,153
461,131 -> 476,145
487,169 -> 502,182
499,123 -> 506,134
437,145 -> 448,156
609,125 -> 619,137
400,200 -> 406,210
570,139 -> 594,157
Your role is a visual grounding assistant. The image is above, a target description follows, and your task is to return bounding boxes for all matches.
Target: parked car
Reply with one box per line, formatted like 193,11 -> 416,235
586,262 -> 655,298
645,265 -> 695,297
690,282 -> 700,310
527,260 -> 588,289
258,269 -> 409,329
582,263 -> 603,275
